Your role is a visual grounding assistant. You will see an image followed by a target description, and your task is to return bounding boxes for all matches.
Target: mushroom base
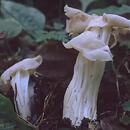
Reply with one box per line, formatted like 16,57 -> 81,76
63,53 -> 105,126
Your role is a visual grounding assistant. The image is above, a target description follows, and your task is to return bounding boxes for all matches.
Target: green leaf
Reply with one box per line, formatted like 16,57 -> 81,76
0,18 -> 22,38
0,94 -> 35,130
0,94 -> 16,120
117,0 -> 128,5
88,5 -> 130,15
122,101 -> 130,111
34,30 -> 68,43
80,0 -> 97,11
0,120 -> 16,130
1,0 -> 46,41
120,115 -> 130,125
0,95 -> 16,129
53,22 -> 64,30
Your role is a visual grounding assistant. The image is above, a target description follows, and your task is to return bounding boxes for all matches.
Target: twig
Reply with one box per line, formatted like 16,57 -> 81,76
116,77 -> 121,101
111,61 -> 121,101
124,61 -> 130,74
34,92 -> 53,127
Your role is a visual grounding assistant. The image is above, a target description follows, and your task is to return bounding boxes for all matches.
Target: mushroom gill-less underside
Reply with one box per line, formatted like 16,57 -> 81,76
63,53 -> 106,125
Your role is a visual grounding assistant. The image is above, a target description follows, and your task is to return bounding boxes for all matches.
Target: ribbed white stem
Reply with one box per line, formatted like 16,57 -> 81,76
10,71 -> 31,120
63,53 -> 105,126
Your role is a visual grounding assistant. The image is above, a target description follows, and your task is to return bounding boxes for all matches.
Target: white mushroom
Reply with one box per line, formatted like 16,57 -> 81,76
1,55 -> 43,120
63,5 -> 130,126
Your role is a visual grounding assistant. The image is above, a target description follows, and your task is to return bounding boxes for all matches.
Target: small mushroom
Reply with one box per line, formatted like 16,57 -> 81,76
63,5 -> 130,126
1,55 -> 43,120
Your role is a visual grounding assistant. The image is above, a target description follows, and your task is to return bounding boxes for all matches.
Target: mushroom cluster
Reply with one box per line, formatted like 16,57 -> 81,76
63,5 -> 130,126
1,55 -> 42,120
